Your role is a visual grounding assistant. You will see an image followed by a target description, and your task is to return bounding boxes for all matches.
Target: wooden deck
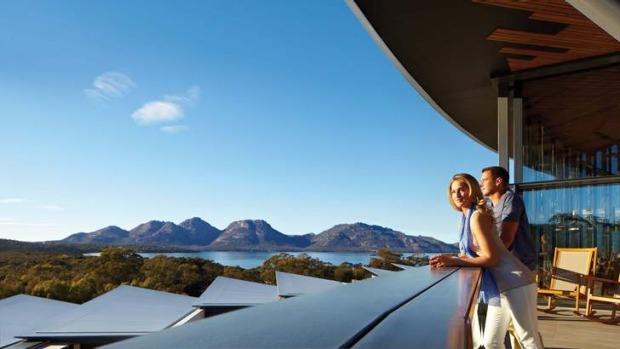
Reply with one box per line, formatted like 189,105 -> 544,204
537,305 -> 620,349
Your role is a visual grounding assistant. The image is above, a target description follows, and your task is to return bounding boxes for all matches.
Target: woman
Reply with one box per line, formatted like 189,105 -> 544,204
430,173 -> 542,349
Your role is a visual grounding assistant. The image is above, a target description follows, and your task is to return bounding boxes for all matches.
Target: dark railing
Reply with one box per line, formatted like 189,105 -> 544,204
105,266 -> 481,349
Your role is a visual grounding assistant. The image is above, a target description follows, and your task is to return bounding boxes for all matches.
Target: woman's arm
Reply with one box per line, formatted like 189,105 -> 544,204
430,211 -> 499,268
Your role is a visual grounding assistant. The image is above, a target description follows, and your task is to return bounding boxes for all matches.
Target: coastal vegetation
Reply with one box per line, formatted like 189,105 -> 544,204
0,247 -> 428,303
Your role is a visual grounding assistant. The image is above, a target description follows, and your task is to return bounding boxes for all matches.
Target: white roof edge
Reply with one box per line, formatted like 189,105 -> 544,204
567,0 -> 620,43
172,308 -> 204,327
344,0 -> 493,152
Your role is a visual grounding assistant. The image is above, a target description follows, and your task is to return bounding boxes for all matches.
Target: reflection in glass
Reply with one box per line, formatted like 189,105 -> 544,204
521,182 -> 620,280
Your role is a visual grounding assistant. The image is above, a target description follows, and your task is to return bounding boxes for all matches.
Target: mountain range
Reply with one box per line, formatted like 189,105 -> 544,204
62,218 -> 458,253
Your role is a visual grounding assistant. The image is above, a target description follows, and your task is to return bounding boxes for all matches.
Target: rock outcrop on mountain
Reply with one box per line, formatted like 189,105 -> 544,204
306,223 -> 455,253
61,218 -> 457,253
207,220 -> 311,251
178,217 -> 221,245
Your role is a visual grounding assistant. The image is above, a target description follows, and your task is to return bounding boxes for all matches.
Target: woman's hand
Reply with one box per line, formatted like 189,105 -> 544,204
429,254 -> 459,268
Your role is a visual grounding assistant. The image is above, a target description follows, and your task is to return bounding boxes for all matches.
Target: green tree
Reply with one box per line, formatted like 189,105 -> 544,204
260,253 -> 335,284
87,247 -> 143,294
368,248 -> 404,271
222,266 -> 262,283
69,275 -> 98,303
31,279 -> 71,301
136,256 -> 213,296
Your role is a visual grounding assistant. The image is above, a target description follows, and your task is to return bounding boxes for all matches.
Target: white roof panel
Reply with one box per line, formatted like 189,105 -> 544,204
392,263 -> 415,270
363,266 -> 397,276
20,285 -> 197,339
194,276 -> 278,307
275,271 -> 342,297
0,294 -> 78,348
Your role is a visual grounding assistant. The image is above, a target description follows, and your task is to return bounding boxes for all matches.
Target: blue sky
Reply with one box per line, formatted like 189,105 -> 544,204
0,0 -> 497,243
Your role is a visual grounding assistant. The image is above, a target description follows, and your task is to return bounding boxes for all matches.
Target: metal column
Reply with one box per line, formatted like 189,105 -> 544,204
498,85 -> 509,171
513,83 -> 523,184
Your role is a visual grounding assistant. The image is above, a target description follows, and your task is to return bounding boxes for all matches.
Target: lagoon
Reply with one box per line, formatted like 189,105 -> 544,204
137,251 -> 436,269
139,251 -> 374,269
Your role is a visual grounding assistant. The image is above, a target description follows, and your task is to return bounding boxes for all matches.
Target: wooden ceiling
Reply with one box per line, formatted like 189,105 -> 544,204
523,64 -> 620,154
475,0 -> 620,71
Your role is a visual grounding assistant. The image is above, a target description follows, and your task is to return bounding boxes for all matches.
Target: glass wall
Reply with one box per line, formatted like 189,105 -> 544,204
520,180 -> 620,278
515,63 -> 620,279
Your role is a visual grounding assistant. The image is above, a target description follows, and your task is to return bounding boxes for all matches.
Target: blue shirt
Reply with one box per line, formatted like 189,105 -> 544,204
492,189 -> 536,270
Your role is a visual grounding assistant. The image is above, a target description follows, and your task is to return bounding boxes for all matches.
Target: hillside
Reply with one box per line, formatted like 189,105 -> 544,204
59,218 -> 457,253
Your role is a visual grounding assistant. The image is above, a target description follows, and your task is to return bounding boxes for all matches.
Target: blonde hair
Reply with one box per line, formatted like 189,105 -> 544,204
448,173 -> 490,214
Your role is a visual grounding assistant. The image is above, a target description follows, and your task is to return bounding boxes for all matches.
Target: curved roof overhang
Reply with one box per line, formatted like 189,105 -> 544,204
346,0 -> 620,153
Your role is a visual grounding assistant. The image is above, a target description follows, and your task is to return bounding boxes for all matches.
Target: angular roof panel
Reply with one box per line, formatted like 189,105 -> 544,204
275,271 -> 342,297
363,266 -> 397,276
194,276 -> 278,307
391,263 -> 415,270
20,285 -> 197,339
0,294 -> 78,347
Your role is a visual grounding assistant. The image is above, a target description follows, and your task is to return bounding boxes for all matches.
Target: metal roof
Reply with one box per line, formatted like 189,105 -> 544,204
193,276 -> 278,307
275,271 -> 342,297
362,266 -> 397,276
0,294 -> 78,348
103,267 -> 481,349
18,285 -> 197,340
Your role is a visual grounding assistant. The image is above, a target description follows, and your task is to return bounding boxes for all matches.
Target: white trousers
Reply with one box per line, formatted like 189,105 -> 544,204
483,283 -> 543,349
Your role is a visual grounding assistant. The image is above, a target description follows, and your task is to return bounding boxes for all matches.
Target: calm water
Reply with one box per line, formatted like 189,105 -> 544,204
137,251 -> 436,269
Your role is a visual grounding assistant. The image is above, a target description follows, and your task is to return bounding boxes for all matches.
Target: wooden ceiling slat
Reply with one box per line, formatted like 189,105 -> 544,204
529,13 -> 592,26
523,65 -> 620,153
561,25 -> 619,37
489,29 -> 620,51
474,0 -> 585,17
499,47 -> 580,59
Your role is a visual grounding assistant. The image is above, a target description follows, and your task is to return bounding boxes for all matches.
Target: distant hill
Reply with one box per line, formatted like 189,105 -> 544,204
306,223 -> 456,253
64,217 -> 223,247
0,239 -> 84,254
58,218 -> 457,253
64,226 -> 129,244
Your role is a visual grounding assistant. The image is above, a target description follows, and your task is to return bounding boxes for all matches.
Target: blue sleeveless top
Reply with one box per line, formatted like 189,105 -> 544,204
459,205 -> 501,306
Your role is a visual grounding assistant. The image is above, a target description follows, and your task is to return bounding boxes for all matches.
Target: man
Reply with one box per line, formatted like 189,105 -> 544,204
480,166 -> 536,270
480,166 -> 541,349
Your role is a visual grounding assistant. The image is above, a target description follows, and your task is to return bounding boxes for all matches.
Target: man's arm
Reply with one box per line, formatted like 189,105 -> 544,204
499,221 -> 518,248
498,191 -> 524,249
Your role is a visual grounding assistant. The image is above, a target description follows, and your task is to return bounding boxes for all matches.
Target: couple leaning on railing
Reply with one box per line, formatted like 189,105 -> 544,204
430,168 -> 542,349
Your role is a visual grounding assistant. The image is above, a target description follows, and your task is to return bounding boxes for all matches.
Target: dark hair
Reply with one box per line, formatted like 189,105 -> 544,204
482,166 -> 509,185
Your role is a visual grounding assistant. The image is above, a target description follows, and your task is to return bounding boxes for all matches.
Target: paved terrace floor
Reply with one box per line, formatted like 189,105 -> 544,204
537,303 -> 619,349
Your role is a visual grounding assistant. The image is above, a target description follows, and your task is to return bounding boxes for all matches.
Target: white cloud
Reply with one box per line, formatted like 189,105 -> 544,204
36,205 -> 65,211
0,217 -> 15,222
85,71 -> 135,102
160,125 -> 190,134
164,86 -> 201,106
131,101 -> 183,125
131,86 -> 200,128
0,198 -> 25,204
